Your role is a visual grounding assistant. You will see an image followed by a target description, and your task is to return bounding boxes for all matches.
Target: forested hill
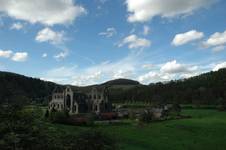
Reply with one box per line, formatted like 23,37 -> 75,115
111,68 -> 226,105
0,68 -> 226,105
102,78 -> 140,86
0,71 -> 56,104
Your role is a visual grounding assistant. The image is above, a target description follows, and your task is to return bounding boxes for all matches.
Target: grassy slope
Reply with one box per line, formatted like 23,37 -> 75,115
50,109 -> 226,150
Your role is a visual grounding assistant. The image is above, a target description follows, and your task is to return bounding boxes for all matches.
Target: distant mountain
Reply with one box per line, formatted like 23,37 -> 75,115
1,68 -> 226,105
102,78 -> 140,86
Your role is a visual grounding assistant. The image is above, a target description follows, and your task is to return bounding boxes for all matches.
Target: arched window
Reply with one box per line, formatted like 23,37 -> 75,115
74,105 -> 77,112
66,95 -> 71,108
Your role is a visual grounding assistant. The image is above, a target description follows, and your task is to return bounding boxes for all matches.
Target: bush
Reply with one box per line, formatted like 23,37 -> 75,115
99,112 -> 117,120
49,110 -> 69,123
0,104 -> 50,150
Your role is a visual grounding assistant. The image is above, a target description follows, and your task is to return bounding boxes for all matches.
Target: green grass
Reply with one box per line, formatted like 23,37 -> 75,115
48,109 -> 226,150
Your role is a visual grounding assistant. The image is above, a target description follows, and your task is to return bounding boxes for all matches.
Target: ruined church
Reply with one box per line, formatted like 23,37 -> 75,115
48,86 -> 112,114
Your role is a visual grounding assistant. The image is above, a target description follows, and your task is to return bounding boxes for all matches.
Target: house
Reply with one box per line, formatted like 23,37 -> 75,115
48,85 -> 112,114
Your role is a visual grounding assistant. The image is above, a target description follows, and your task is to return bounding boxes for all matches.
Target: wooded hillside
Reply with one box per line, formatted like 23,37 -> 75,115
1,69 -> 226,105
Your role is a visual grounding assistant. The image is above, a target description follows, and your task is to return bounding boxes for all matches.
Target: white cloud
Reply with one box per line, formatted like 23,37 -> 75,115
119,34 -> 151,49
10,22 -> 24,30
213,62 -> 226,71
11,52 -> 28,62
160,60 -> 198,74
143,25 -> 150,35
36,28 -> 65,44
138,71 -> 173,83
0,49 -> 28,62
126,0 -> 214,22
172,30 -> 204,46
43,51 -> 140,85
72,71 -> 102,86
0,50 -> 13,58
138,60 -> 200,84
42,51 -> 208,86
42,53 -> 47,58
0,0 -> 86,26
54,48 -> 69,60
99,27 -> 117,38
203,30 -> 226,51
180,72 -> 200,79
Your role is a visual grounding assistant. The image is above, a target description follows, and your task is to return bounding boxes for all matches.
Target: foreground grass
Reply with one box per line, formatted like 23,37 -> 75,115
49,109 -> 226,150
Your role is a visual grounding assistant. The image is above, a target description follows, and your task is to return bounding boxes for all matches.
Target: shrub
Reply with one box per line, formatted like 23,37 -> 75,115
49,110 -> 69,123
99,112 -> 117,120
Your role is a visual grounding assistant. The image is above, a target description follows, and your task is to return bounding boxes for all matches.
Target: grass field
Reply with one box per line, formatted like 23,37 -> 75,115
49,109 -> 226,150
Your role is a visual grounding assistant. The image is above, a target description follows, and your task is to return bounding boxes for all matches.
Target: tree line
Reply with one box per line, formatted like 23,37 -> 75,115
1,68 -> 226,106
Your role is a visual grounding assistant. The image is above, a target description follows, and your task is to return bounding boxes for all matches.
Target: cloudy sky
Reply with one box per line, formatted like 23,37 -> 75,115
0,0 -> 226,85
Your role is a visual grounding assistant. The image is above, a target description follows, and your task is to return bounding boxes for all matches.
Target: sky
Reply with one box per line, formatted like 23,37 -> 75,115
0,0 -> 226,86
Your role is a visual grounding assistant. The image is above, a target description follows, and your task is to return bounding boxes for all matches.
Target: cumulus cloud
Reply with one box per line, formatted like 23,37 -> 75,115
119,34 -> 151,49
43,51 -> 140,85
126,0 -> 214,22
99,27 -> 117,38
0,0 -> 86,26
42,51 -> 207,86
172,30 -> 204,46
10,22 -> 24,30
0,50 -> 13,58
11,52 -> 28,62
138,60 -> 200,84
203,30 -> 226,51
0,49 -> 28,62
36,28 -> 66,45
160,60 -> 198,74
138,71 -> 173,83
213,62 -> 226,71
72,71 -> 102,86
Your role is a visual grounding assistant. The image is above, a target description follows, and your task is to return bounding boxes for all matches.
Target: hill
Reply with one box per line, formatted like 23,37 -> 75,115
0,71 -> 57,104
102,78 -> 140,86
115,69 -> 226,105
0,68 -> 226,105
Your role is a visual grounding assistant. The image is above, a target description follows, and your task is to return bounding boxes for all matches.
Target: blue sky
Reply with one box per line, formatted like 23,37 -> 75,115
0,0 -> 226,85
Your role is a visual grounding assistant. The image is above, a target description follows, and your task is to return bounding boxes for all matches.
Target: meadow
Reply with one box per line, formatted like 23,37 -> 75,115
49,109 -> 226,150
